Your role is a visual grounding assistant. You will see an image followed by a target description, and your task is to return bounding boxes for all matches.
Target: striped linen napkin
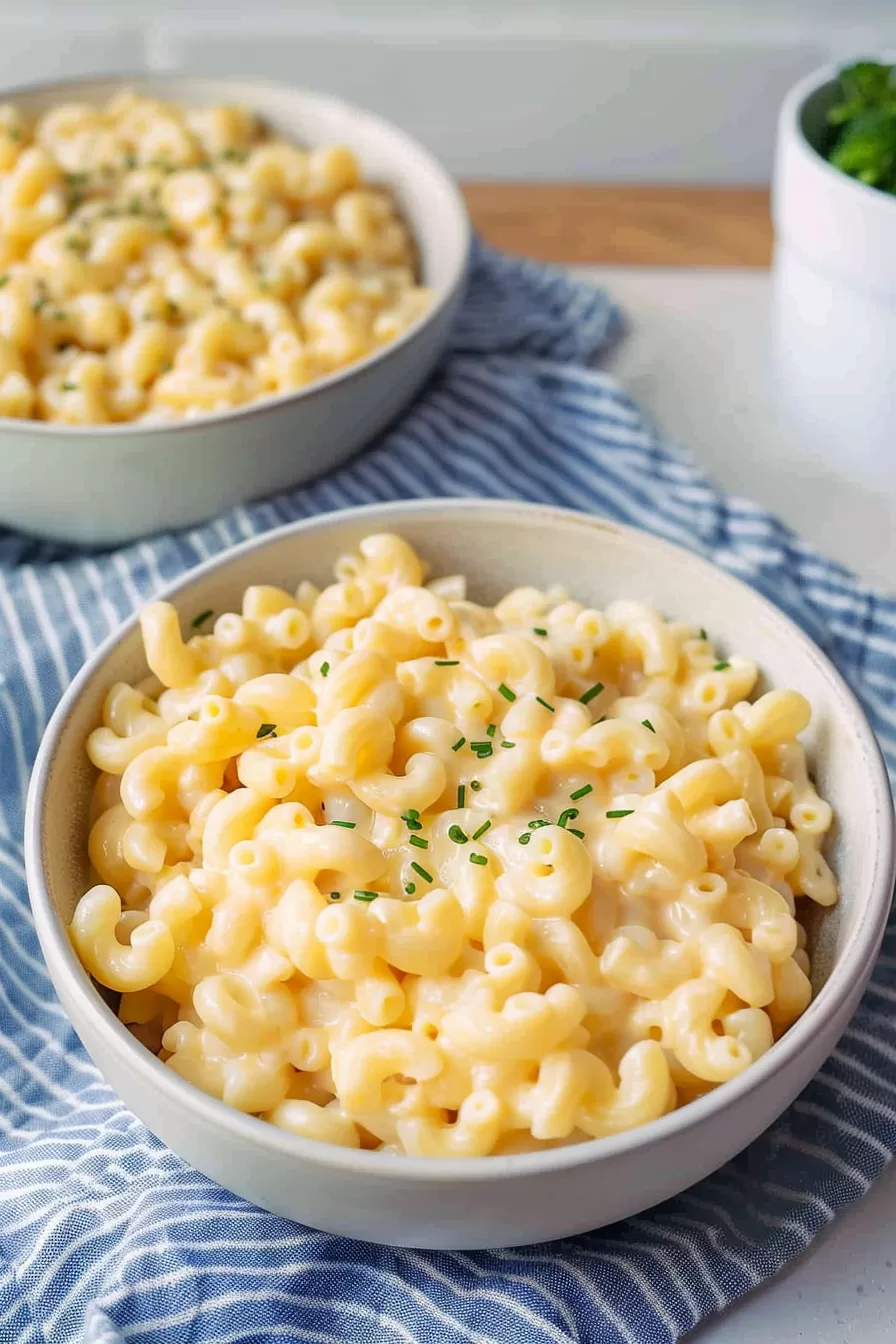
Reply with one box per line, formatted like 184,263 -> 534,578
1,241 -> 894,1344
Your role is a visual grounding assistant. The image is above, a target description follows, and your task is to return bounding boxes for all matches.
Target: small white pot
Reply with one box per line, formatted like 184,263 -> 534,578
771,62 -> 896,489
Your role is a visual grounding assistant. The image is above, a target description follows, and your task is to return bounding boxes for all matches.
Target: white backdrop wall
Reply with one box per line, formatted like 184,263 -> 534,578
0,1 -> 891,180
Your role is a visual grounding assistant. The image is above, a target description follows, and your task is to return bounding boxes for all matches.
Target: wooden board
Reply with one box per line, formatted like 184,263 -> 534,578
461,184 -> 772,268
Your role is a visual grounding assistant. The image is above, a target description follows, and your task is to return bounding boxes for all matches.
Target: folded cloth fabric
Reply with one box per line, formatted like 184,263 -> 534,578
0,241 -> 894,1344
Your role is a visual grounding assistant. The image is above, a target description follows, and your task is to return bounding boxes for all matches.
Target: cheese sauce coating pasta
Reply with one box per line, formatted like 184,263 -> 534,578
70,535 -> 838,1156
0,91 -> 430,424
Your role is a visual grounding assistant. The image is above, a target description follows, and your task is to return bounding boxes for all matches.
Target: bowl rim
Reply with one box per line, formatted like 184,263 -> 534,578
778,57 -> 896,213
0,71 -> 472,440
24,497 -> 896,1183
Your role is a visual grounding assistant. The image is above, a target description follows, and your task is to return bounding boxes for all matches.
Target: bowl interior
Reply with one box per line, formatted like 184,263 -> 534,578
7,74 -> 468,295
798,76 -> 842,160
36,501 -> 893,1030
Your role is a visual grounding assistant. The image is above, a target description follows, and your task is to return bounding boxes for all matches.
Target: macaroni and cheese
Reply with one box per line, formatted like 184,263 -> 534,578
70,535 -> 838,1156
0,91 -> 430,424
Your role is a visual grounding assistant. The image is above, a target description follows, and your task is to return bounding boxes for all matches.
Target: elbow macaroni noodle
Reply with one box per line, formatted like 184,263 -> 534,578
70,534 -> 838,1156
0,91 -> 430,424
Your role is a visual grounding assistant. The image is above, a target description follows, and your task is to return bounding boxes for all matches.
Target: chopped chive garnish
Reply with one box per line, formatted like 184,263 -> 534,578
320,661 -> 330,677
405,882 -> 416,895
448,824 -> 468,844
486,724 -> 496,738
568,828 -> 585,839
457,784 -> 466,809
404,808 -> 420,820
61,381 -> 77,391
409,835 -> 429,850
714,661 -> 730,671
699,628 -> 708,641
452,736 -> 466,752
497,682 -> 516,702
471,742 -> 493,758
329,891 -> 340,900
470,779 -> 482,792
469,853 -> 488,866
330,820 -> 355,829
353,890 -> 379,902
558,808 -> 579,829
518,832 -> 532,845
403,817 -> 423,831
256,723 -> 277,739
580,682 -> 604,705
471,820 -> 491,841
410,861 -> 433,883
570,784 -> 593,801
501,740 -> 515,749
597,714 -> 608,723
191,608 -> 214,629
642,719 -> 655,732
535,696 -> 555,713
435,659 -> 459,666
607,809 -> 634,819
529,819 -> 549,829
533,627 -> 548,637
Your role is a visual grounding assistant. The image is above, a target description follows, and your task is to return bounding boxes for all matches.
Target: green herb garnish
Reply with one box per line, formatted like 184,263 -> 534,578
435,659 -> 459,666
330,820 -> 356,828
570,784 -> 592,801
320,661 -> 330,677
353,890 -> 379,903
698,627 -> 708,641
486,723 -> 496,738
470,779 -> 482,792
61,381 -> 77,391
471,820 -> 491,841
580,682 -> 604,706
642,719 -> 655,732
500,740 -> 515,749
528,819 -> 549,829
409,835 -> 429,850
497,682 -> 516,702
535,696 -> 555,712
451,736 -> 466,752
448,824 -> 468,844
533,627 -> 548,637
191,608 -> 213,629
568,827 -> 585,839
405,882 -> 416,895
0,275 -> 9,288
824,62 -> 896,191
714,661 -> 730,672
557,808 -> 579,829
456,784 -> 465,809
410,861 -> 433,883
469,853 -> 488,866
256,723 -> 277,739
518,832 -> 532,845
606,809 -> 634,819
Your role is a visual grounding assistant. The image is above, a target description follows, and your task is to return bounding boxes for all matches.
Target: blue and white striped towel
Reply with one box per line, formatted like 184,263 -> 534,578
0,241 -> 894,1344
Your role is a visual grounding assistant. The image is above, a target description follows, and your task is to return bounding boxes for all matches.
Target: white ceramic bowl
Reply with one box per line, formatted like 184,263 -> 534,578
0,75 -> 470,546
772,59 -> 896,488
25,500 -> 895,1249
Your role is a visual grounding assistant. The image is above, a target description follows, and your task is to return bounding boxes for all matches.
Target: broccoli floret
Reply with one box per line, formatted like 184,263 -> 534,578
825,61 -> 896,193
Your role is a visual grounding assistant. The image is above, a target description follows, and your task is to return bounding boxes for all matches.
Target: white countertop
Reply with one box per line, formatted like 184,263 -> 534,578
575,265 -> 895,1342
579,267 -> 894,592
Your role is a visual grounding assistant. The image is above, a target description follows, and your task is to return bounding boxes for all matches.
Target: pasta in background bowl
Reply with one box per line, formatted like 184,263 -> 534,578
0,76 -> 469,544
26,500 -> 894,1247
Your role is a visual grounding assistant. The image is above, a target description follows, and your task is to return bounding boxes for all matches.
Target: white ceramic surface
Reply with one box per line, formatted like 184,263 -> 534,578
25,499 -> 895,1249
771,60 -> 896,490
0,75 -> 470,546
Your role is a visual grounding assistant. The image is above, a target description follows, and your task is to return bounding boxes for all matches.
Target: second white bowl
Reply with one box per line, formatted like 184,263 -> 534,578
0,75 -> 470,545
